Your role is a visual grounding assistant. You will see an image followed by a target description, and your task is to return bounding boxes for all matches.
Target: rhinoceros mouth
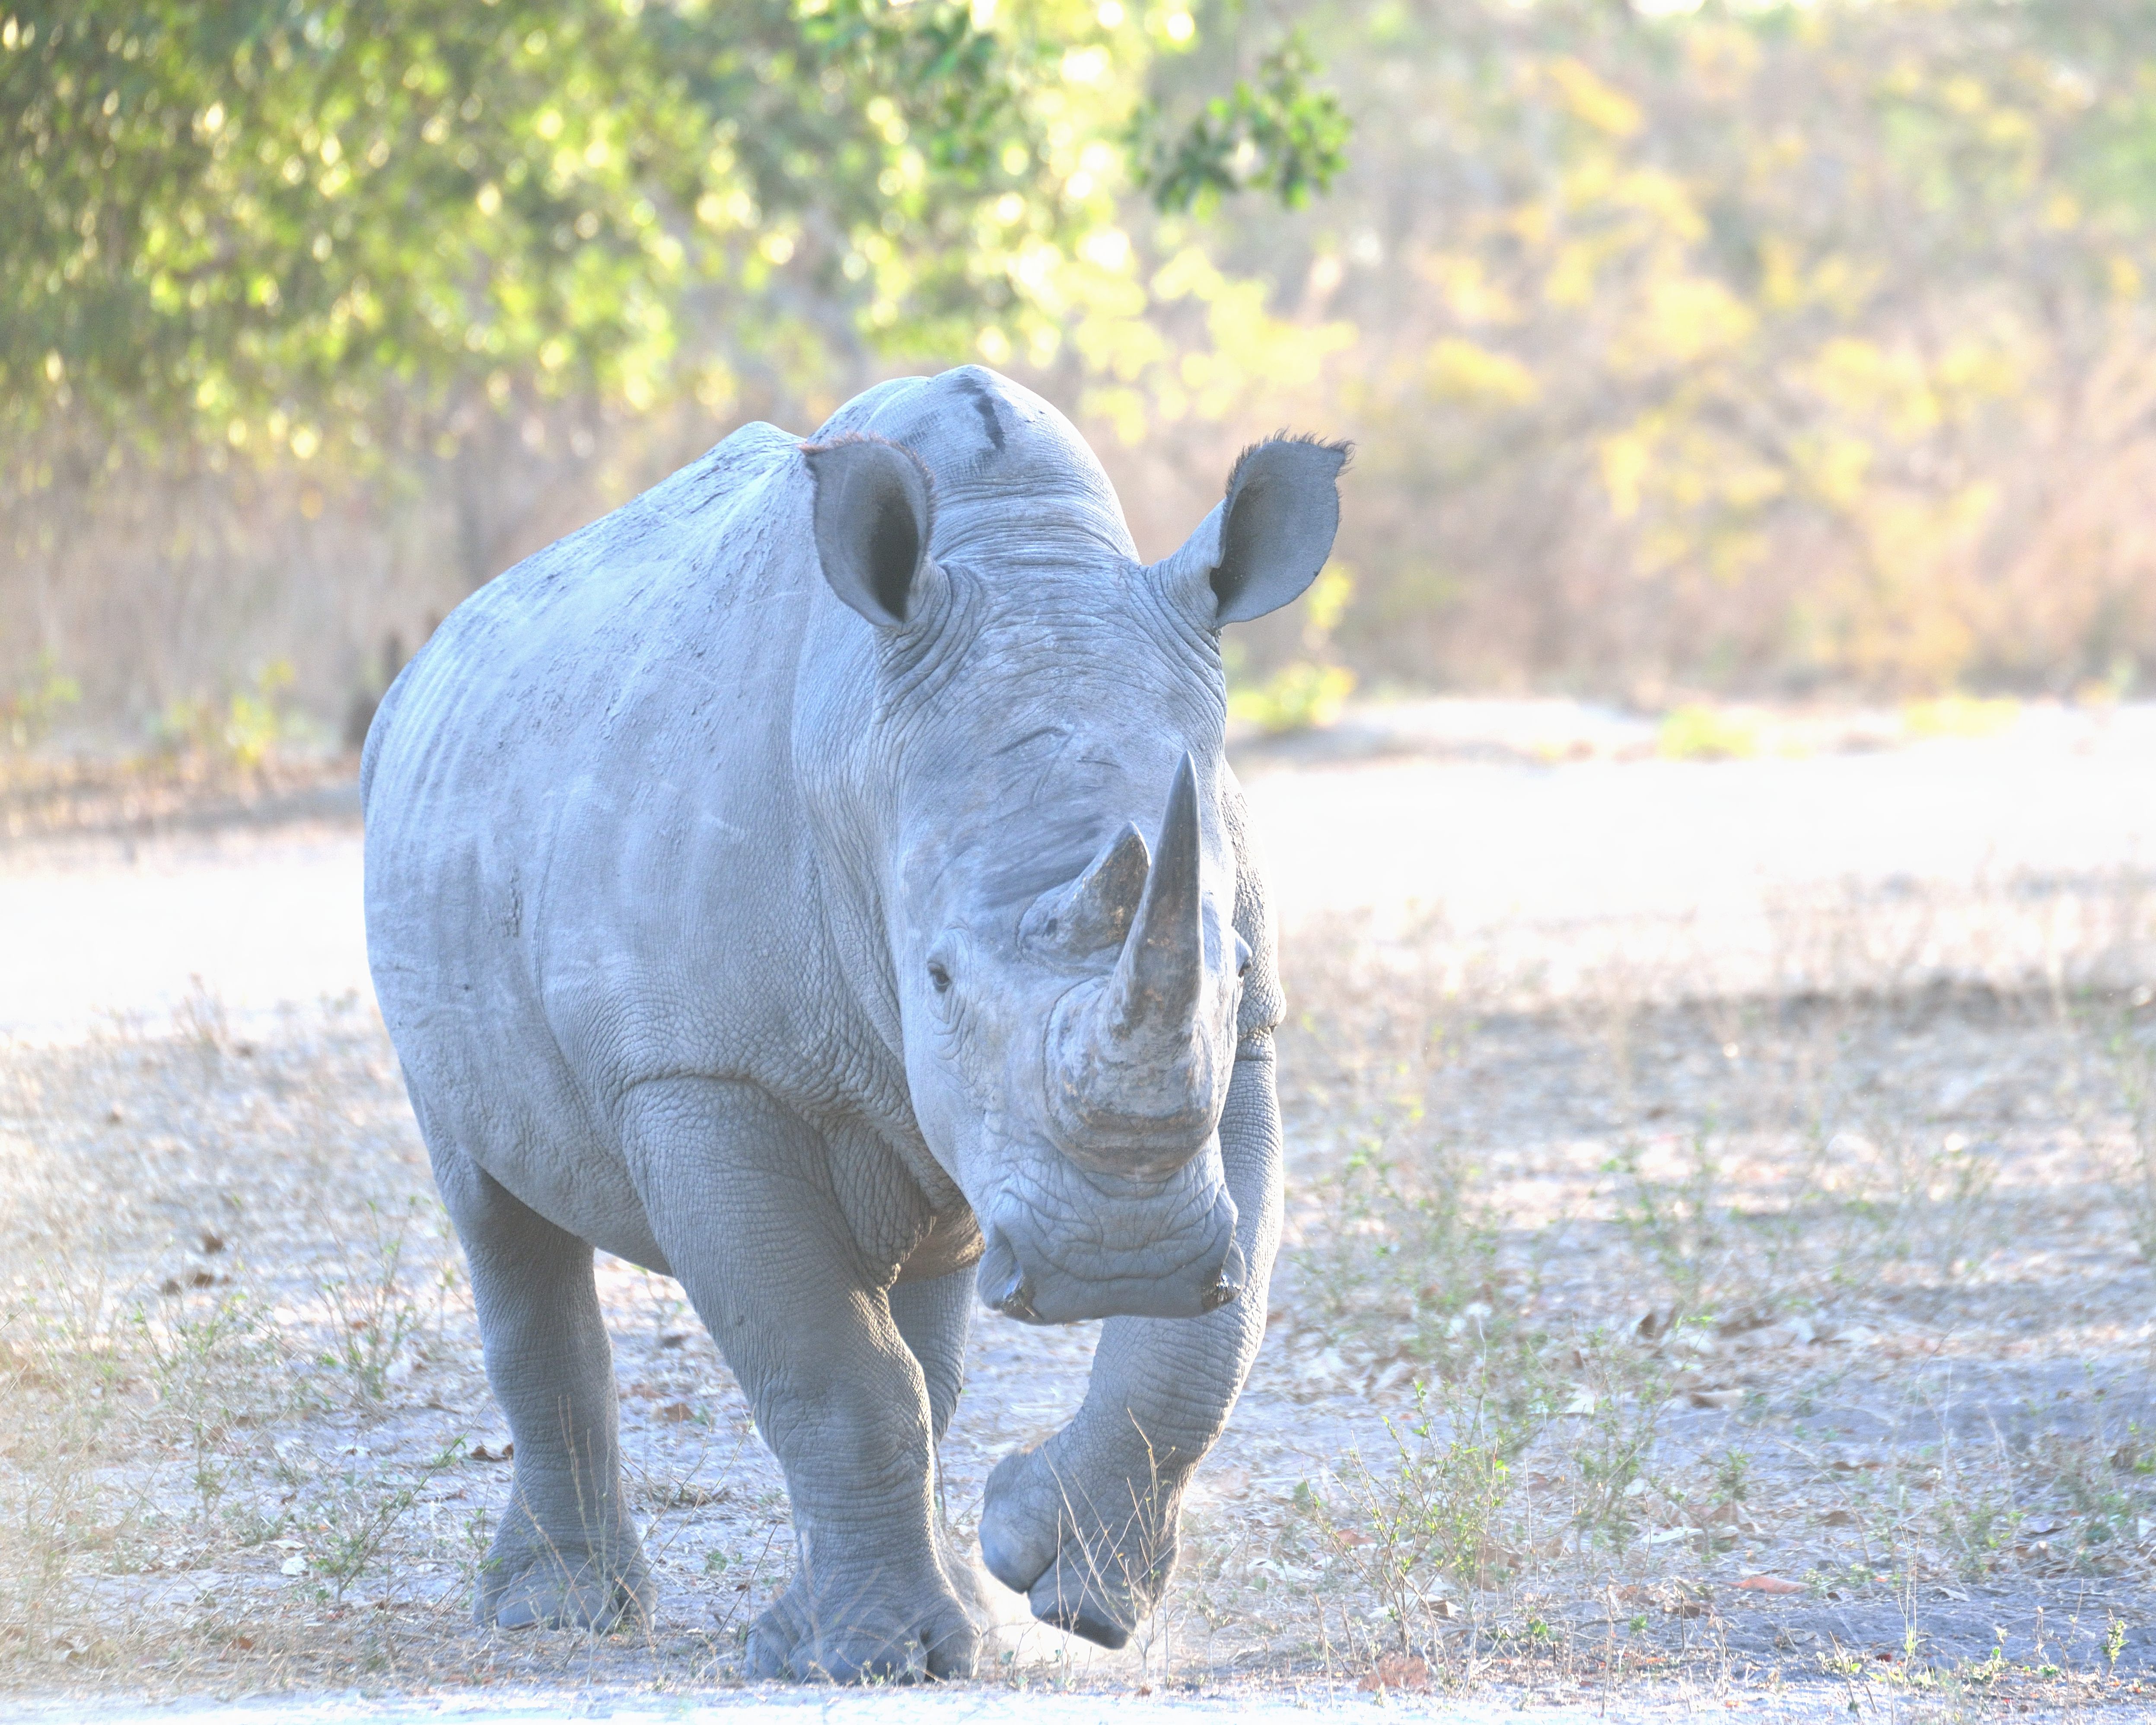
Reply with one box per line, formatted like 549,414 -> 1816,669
976,1222 -> 1244,1325
972,1147 -> 1242,1325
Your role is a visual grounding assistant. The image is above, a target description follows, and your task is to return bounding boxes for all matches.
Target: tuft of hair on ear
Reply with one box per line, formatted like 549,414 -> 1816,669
1225,431 -> 1355,498
800,431 -> 940,521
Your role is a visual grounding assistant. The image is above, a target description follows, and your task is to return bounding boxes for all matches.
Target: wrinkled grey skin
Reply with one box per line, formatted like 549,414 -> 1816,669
362,367 -> 1345,1681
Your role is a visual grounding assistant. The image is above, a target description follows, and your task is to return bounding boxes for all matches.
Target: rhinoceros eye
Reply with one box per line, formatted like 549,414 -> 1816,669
927,961 -> 952,995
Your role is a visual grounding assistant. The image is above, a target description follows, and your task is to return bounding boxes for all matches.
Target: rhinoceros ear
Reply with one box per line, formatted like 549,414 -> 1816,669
1151,435 -> 1350,627
803,434 -> 935,628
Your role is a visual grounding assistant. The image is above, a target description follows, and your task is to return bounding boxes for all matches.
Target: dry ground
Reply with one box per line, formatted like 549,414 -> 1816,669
3,712 -> 2156,1719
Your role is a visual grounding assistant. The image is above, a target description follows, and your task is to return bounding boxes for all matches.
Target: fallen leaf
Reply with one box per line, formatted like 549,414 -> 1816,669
1689,1387 -> 1745,1410
659,1401 -> 695,1423
280,1556 -> 307,1576
1359,1655 -> 1430,1692
468,1442 -> 513,1462
1820,1509 -> 1858,1527
1737,1575 -> 1806,1594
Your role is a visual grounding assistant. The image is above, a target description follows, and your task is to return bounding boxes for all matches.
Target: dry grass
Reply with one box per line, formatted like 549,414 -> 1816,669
1164,883 -> 2156,1711
0,750 -> 357,847
0,869 -> 2154,1713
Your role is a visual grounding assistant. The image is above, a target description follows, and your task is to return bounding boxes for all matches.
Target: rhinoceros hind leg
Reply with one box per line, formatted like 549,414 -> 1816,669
428,1140 -> 651,1633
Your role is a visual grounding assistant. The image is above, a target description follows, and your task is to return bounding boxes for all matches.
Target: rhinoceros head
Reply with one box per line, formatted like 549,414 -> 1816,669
802,369 -> 1345,1325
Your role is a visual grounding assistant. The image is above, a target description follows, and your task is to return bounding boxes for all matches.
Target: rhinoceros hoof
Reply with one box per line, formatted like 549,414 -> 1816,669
745,1567 -> 978,1682
476,1541 -> 653,1632
978,1444 -> 1177,1650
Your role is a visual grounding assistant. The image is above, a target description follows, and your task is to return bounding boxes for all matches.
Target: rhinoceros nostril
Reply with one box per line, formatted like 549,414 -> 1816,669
977,1227 -> 1037,1320
1200,1239 -> 1246,1312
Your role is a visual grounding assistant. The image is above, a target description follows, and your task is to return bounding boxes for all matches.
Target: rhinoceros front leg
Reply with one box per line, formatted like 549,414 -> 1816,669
623,1077 -> 977,1682
888,1267 -> 971,1448
430,1143 -> 653,1631
978,1041 -> 1283,1648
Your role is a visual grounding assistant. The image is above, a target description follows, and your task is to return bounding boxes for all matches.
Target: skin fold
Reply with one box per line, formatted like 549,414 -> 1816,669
362,366 -> 1345,1681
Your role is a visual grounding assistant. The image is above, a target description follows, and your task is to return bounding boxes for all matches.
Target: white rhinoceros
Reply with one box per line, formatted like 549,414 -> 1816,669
362,365 -> 1345,1680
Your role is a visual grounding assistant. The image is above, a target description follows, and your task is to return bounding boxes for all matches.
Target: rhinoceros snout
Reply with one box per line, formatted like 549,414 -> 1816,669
974,1191 -> 1240,1326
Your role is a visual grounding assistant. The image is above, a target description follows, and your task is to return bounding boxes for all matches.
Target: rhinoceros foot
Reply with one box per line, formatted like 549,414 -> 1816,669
978,1442 -> 1178,1650
476,1538 -> 653,1633
745,1561 -> 978,1682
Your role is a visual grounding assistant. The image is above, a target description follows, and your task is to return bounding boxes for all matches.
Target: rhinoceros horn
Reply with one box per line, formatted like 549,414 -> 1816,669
1105,753 -> 1205,1041
1020,821 -> 1150,958
1045,755 -> 1221,1173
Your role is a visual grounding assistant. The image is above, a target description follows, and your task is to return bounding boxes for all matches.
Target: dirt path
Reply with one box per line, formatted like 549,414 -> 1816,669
5,701 -> 2152,1040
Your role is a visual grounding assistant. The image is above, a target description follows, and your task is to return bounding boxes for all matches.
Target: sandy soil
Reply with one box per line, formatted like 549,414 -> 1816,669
6,701 -> 2153,1040
3,701 -> 2154,1721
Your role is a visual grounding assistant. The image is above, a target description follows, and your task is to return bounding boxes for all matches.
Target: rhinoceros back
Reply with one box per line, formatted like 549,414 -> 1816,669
361,421 -> 861,1253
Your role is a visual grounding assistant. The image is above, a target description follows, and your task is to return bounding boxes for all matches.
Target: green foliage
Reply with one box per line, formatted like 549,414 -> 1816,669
0,0 -> 1123,455
1227,560 -> 1357,733
1656,705 -> 1760,763
1329,1376 -> 1537,1648
1,651 -> 78,750
151,660 -> 301,771
1,0 -> 1358,464
1229,659 -> 1353,734
1137,32 -> 1347,215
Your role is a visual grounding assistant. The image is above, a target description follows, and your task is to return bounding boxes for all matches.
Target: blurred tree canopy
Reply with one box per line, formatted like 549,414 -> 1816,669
2,0 -> 1136,460
2,0 -> 1348,462
1184,0 -> 2156,696
11,0 -> 2156,728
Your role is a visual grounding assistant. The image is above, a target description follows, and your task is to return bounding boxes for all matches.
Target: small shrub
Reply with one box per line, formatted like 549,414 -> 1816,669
1656,704 -> 1759,761
151,660 -> 302,773
1,653 -> 80,751
1230,660 -> 1357,735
